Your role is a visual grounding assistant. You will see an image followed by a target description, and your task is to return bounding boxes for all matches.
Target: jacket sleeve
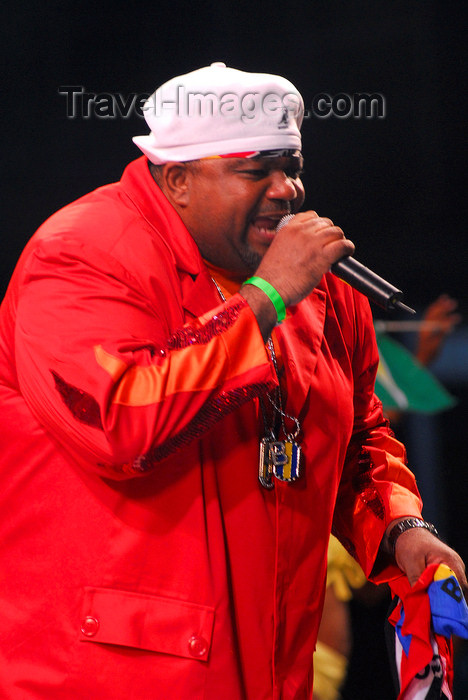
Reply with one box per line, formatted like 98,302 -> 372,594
332,290 -> 423,581
14,237 -> 276,477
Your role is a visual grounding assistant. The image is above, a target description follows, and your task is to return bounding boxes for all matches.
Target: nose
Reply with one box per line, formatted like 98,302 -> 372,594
266,171 -> 298,202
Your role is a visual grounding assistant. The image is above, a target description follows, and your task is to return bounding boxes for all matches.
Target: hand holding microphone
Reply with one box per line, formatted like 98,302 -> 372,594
275,213 -> 415,314
242,210 -> 414,340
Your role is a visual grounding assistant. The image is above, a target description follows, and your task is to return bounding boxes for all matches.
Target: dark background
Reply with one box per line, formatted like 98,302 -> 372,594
2,2 -> 467,697
2,1 -> 467,312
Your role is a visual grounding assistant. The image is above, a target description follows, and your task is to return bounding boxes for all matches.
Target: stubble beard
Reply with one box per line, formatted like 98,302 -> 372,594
234,227 -> 267,276
237,247 -> 263,275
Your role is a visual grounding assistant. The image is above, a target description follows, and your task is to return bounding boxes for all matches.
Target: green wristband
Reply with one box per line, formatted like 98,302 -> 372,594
244,276 -> 287,324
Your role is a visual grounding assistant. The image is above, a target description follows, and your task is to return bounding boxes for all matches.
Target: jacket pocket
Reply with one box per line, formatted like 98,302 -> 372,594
79,586 -> 214,662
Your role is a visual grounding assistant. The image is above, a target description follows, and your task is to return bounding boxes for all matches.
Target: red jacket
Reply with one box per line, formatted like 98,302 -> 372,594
0,157 -> 422,699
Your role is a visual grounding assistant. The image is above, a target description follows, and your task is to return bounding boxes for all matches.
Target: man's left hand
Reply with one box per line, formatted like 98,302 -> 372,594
393,527 -> 468,592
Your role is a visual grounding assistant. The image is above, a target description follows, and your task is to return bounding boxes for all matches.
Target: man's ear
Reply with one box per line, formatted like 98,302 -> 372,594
160,162 -> 192,207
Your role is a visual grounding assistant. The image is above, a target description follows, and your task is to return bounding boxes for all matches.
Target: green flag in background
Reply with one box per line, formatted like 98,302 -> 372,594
374,331 -> 456,414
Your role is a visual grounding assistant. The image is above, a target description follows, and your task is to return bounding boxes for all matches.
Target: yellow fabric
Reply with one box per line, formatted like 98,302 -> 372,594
313,641 -> 348,700
326,536 -> 366,601
433,563 -> 455,581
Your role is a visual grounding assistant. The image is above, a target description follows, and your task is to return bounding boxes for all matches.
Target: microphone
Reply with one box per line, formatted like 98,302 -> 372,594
276,214 -> 415,314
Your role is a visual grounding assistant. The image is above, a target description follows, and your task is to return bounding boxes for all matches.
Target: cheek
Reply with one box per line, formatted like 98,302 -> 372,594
292,180 -> 306,211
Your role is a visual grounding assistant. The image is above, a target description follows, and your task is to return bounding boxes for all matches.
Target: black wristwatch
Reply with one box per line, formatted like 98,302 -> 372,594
388,517 -> 439,555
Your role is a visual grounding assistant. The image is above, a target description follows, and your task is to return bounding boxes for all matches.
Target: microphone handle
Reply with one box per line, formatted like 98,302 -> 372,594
331,257 -> 415,314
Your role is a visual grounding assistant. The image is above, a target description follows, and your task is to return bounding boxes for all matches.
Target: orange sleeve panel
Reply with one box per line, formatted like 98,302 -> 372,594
51,297 -> 275,473
13,238 -> 275,476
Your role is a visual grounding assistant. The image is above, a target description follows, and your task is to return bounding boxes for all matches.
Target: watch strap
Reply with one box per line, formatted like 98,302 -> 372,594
388,517 -> 439,555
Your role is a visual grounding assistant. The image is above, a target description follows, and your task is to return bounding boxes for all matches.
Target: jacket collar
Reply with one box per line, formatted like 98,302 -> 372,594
119,157 -> 219,317
119,156 -> 202,278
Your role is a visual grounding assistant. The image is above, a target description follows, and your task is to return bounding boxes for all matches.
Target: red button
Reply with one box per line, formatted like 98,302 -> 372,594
81,616 -> 99,637
188,635 -> 208,657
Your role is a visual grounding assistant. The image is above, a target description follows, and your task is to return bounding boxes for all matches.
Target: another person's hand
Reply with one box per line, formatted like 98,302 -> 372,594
416,294 -> 461,366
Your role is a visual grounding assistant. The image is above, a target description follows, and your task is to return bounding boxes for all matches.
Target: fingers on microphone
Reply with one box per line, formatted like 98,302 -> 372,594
319,224 -> 346,241
278,213 -> 349,248
326,235 -> 354,261
307,214 -> 340,232
317,216 -> 335,228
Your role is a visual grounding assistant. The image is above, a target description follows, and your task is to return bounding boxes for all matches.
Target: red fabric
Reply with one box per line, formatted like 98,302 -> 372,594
389,566 -> 454,699
0,157 -> 422,699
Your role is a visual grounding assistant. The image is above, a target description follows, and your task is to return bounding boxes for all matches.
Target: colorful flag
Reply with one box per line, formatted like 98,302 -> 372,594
386,564 -> 468,699
375,331 -> 456,414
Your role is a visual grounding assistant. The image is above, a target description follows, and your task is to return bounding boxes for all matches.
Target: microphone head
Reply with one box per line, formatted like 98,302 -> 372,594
276,213 -> 295,232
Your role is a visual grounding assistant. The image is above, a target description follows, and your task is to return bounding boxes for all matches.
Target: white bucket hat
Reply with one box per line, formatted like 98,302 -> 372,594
133,62 -> 303,164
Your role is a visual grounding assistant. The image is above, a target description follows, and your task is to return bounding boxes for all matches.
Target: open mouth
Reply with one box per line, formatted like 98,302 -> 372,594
251,215 -> 286,236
